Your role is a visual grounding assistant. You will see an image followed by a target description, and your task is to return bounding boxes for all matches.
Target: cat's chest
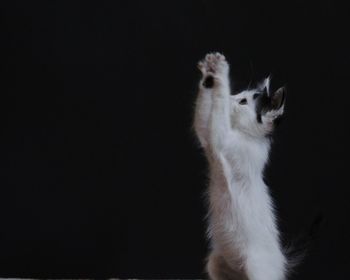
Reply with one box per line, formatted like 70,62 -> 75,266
224,136 -> 269,173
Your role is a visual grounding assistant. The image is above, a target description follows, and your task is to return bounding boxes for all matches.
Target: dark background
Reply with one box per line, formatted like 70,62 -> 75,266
1,0 -> 349,279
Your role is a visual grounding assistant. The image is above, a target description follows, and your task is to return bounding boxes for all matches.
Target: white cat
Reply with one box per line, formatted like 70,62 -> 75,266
194,53 -> 287,280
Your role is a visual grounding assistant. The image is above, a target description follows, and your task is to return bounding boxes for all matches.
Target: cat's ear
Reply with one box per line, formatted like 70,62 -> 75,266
258,76 -> 271,94
260,87 -> 286,132
270,86 -> 286,111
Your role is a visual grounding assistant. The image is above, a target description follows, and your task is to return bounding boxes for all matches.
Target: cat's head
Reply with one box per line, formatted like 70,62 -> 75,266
230,77 -> 285,138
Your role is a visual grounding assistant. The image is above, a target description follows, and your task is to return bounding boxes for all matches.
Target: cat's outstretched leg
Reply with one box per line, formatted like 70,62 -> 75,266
195,53 -> 231,150
200,53 -> 231,152
194,57 -> 214,149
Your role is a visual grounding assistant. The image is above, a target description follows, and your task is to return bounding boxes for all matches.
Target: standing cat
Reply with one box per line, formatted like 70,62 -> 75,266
194,53 -> 287,280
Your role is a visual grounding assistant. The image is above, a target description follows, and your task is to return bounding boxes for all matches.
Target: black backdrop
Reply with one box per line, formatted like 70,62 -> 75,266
1,0 -> 350,279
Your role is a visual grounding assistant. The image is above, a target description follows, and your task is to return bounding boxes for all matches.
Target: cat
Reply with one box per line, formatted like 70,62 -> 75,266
194,53 -> 287,280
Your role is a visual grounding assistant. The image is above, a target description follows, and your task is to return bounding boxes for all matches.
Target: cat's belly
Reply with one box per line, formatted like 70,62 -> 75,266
208,177 -> 279,257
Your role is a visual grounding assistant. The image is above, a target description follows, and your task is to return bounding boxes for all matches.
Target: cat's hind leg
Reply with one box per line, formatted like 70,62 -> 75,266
244,246 -> 286,280
207,252 -> 248,280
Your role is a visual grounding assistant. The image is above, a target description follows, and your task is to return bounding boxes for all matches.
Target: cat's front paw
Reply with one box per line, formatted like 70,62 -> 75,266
198,52 -> 229,88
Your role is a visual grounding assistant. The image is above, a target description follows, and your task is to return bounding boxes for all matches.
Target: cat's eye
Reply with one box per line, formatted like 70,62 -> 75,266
253,93 -> 260,100
239,98 -> 247,105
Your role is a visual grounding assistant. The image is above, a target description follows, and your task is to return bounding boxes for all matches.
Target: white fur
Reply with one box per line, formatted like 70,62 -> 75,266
194,53 -> 287,280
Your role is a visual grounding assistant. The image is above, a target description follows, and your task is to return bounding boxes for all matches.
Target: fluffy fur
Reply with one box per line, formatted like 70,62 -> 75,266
194,53 -> 287,280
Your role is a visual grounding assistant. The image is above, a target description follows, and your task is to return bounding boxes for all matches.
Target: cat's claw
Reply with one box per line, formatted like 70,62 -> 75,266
198,52 -> 229,77
198,53 -> 229,88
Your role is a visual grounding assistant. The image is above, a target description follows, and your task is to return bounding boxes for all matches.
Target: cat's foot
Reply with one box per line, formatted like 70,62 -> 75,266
198,52 -> 229,88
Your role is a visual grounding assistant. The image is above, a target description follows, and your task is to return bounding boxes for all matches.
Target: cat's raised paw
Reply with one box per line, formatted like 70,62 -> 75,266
198,52 -> 229,88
